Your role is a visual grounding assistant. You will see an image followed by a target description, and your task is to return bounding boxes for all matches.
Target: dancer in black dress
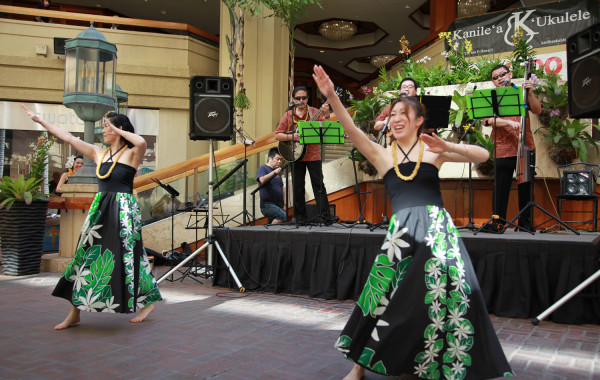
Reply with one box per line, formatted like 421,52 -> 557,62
21,105 -> 161,330
312,66 -> 513,379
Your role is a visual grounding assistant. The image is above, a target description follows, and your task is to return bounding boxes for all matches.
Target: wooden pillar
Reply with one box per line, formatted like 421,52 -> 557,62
430,0 -> 457,36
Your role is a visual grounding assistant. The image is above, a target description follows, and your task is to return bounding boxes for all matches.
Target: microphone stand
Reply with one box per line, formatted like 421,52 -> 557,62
371,117 -> 391,230
152,178 -> 180,281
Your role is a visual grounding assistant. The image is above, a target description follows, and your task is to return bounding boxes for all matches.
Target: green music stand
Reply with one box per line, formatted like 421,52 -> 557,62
468,87 -> 524,234
298,120 -> 345,145
297,121 -> 345,225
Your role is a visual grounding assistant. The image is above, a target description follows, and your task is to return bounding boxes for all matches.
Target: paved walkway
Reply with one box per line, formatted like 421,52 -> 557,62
0,267 -> 599,380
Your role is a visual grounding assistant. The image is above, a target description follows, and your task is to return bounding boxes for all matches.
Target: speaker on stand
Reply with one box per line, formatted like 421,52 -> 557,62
190,76 -> 234,141
567,22 -> 600,119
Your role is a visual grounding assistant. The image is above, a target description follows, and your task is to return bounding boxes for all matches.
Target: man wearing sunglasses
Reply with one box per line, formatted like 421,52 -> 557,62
374,77 -> 419,132
275,86 -> 336,225
482,64 -> 542,232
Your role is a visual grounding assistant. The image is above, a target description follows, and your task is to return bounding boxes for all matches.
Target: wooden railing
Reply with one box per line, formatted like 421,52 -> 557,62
134,132 -> 277,194
0,4 -> 219,44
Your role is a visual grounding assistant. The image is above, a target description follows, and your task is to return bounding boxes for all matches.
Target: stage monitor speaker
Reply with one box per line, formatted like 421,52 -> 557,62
306,204 -> 336,220
189,76 -> 233,141
567,23 -> 600,119
561,170 -> 597,196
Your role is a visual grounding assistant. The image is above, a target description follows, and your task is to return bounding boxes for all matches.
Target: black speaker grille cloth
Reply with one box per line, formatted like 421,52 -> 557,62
571,54 -> 600,110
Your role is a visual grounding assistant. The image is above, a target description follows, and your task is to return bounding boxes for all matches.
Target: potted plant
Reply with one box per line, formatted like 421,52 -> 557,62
0,134 -> 56,275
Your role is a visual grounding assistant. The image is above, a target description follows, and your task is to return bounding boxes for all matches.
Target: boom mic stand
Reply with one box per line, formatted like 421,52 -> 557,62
342,147 -> 372,225
226,128 -> 255,226
370,118 -> 391,231
157,139 -> 244,292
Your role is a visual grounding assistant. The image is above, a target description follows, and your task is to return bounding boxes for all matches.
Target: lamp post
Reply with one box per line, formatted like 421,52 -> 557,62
63,22 -> 117,184
115,84 -> 129,114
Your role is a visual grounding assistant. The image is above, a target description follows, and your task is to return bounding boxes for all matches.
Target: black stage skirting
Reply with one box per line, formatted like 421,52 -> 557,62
213,225 -> 600,325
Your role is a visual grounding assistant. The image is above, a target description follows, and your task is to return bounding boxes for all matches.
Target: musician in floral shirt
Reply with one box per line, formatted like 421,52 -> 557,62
275,86 -> 336,225
482,64 -> 541,232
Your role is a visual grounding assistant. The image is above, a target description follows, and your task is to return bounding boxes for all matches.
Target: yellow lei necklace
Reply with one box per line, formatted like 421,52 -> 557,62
392,138 -> 424,181
96,145 -> 127,179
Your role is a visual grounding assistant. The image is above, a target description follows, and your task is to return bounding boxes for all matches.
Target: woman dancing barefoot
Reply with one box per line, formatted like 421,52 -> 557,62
22,105 -> 162,330
312,66 -> 513,379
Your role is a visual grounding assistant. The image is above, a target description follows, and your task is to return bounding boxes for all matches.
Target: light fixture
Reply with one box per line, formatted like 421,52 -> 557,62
318,20 -> 357,41
63,21 -> 117,183
370,55 -> 396,68
457,0 -> 490,17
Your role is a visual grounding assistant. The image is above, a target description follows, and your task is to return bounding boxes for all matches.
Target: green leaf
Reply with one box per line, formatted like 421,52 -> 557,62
357,254 -> 395,317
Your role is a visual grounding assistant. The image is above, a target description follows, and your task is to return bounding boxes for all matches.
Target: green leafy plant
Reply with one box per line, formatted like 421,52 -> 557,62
536,118 -> 599,162
0,133 -> 56,209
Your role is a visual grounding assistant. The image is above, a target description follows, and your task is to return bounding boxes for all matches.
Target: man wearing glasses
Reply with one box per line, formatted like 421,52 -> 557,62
482,64 -> 542,231
275,86 -> 336,225
374,77 -> 419,132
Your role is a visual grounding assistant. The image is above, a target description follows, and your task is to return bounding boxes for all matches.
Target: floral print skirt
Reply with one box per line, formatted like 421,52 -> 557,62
52,192 -> 162,313
335,205 -> 513,379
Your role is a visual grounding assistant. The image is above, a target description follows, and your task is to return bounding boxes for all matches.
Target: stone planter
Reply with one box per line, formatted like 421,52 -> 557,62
0,199 -> 49,275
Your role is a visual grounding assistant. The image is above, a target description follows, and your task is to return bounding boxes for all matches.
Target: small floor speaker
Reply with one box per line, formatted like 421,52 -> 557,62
567,23 -> 600,118
189,76 -> 233,141
306,204 -> 336,220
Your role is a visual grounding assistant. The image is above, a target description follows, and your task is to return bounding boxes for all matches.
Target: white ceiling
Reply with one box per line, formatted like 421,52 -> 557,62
58,0 -> 430,81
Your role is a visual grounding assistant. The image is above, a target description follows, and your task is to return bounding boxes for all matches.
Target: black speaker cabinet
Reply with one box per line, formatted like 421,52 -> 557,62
567,23 -> 600,119
189,76 -> 234,141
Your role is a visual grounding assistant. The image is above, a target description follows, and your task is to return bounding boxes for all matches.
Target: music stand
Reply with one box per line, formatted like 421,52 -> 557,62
467,87 -> 524,234
298,120 -> 345,225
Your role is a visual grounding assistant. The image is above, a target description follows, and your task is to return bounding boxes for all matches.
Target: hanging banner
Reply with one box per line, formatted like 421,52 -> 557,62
447,0 -> 599,57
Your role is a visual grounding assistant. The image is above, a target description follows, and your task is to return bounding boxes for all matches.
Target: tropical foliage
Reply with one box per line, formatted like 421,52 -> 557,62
0,133 -> 56,209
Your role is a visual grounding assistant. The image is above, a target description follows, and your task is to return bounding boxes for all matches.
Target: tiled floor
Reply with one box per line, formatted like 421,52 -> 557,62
0,267 -> 599,379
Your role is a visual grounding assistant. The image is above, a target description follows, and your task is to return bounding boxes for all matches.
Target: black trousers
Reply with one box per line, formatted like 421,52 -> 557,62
494,155 -> 535,227
293,160 -> 331,220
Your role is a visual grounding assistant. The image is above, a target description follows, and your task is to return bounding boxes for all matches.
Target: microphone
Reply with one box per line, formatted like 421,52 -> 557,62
289,101 -> 302,107
503,78 -> 510,87
398,92 -> 408,96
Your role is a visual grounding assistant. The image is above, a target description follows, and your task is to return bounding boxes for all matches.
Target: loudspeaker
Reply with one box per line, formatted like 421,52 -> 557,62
561,170 -> 596,196
567,23 -> 600,118
189,76 -> 234,141
306,204 -> 336,220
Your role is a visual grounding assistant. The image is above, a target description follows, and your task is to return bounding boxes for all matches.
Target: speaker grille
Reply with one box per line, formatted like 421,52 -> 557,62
561,170 -> 596,196
189,76 -> 233,141
193,96 -> 232,136
567,23 -> 600,118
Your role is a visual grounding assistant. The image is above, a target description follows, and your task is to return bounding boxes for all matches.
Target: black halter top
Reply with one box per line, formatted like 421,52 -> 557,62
383,162 -> 444,213
97,162 -> 136,194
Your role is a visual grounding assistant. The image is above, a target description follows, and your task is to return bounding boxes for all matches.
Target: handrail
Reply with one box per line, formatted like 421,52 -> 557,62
133,132 -> 277,193
0,5 -> 219,44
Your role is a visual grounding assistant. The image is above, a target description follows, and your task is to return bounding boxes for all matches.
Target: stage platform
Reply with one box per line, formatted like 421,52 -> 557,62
213,223 -> 600,325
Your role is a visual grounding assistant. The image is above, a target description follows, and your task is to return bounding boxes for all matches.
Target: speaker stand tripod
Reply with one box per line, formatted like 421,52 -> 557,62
157,139 -> 244,292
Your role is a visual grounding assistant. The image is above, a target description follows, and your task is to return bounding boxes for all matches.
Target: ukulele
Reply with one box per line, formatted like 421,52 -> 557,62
278,100 -> 330,162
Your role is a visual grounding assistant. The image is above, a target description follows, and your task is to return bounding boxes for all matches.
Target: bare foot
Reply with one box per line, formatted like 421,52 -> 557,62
343,364 -> 365,380
54,306 -> 81,330
130,304 -> 154,323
